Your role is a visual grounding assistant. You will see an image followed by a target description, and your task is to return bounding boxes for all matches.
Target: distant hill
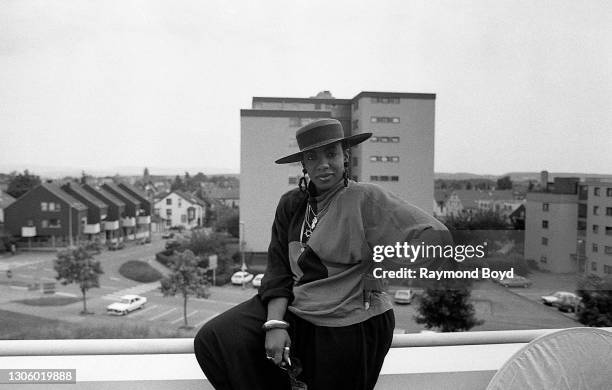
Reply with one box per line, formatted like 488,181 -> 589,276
435,172 -> 612,182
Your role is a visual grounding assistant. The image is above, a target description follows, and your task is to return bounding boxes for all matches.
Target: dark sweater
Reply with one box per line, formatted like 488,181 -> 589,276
258,180 -> 451,326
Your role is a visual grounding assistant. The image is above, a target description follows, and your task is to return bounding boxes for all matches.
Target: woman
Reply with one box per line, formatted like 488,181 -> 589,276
194,119 -> 450,389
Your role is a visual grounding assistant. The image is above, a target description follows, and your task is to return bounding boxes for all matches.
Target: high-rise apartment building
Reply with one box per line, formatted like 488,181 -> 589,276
240,91 -> 436,253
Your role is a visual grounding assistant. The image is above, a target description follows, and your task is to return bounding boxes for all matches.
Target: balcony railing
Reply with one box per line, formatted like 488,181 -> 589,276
103,220 -> 119,231
2,328 -> 608,389
121,217 -> 136,228
83,223 -> 101,234
137,215 -> 151,225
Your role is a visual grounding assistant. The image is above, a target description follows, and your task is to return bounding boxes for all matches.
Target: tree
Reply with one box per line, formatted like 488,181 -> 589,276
170,175 -> 184,191
496,175 -> 513,190
415,282 -> 484,332
576,276 -> 612,327
465,182 -> 473,190
216,208 -> 239,238
160,249 -> 210,328
54,246 -> 103,314
7,170 -> 41,198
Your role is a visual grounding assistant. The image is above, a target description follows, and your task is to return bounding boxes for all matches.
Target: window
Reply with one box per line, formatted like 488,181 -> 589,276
370,97 -> 400,104
593,243 -> 598,252
591,261 -> 597,271
540,256 -> 547,264
391,176 -> 399,182
55,203 -> 61,211
154,208 -> 160,216
391,136 -> 400,142
41,220 -> 48,228
606,207 -> 612,216
605,265 -> 612,274
370,176 -> 379,181
288,177 -> 297,185
607,188 -> 612,197
606,227 -> 612,236
370,136 -> 378,142
389,156 -> 399,162
166,198 -> 172,205
542,220 -> 549,229
370,156 -> 380,162
49,202 -> 55,211
314,103 -> 321,110
594,187 -> 600,196
593,225 -> 599,234
379,176 -> 389,182
49,219 -> 61,228
541,237 -> 548,246
593,206 -> 599,215
606,246 -> 612,255
290,118 -> 302,127
41,202 -> 48,211
166,209 -> 172,217
542,203 -> 549,212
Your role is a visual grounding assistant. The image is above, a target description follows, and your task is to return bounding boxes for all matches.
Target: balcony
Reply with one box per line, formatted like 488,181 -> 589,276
121,217 -> 136,228
103,221 -> 119,231
137,215 -> 151,225
21,226 -> 36,237
83,223 -> 101,235
2,328 -> 608,389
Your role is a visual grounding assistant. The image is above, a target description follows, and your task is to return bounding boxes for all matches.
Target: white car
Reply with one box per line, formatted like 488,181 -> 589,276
252,274 -> 265,288
231,271 -> 254,285
106,294 -> 147,316
393,289 -> 414,304
541,291 -> 577,307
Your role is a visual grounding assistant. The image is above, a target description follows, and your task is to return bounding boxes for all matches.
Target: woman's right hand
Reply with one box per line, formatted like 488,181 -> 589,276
265,328 -> 291,366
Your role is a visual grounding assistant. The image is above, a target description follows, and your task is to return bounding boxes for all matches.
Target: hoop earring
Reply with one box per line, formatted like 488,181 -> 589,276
343,160 -> 349,187
299,167 -> 308,193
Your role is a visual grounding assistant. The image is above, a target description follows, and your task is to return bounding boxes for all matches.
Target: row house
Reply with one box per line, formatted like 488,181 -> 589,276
154,191 -> 205,230
83,184 -> 125,243
118,181 -> 152,238
61,182 -> 109,241
433,189 -> 524,220
102,183 -> 141,240
4,183 -> 88,247
0,191 -> 16,223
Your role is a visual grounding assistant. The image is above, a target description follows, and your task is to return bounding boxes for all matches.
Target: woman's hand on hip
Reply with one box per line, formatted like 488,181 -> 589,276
265,328 -> 291,366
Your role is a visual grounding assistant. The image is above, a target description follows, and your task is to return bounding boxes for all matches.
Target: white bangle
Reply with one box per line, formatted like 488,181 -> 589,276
262,319 -> 290,331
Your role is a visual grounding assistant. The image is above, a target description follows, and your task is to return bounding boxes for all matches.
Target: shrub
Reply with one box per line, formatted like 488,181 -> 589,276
119,260 -> 163,283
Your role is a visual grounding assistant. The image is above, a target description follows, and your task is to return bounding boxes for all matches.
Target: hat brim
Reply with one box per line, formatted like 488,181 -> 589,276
275,133 -> 372,164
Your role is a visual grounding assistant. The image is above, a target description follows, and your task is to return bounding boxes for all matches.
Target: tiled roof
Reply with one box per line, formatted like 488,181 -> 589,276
174,190 -> 206,207
61,183 -> 107,208
0,191 -> 16,209
102,183 -> 140,205
84,185 -> 125,207
117,182 -> 149,201
40,183 -> 87,211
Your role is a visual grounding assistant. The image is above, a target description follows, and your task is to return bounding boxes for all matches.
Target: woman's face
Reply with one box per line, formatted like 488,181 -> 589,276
302,142 -> 348,193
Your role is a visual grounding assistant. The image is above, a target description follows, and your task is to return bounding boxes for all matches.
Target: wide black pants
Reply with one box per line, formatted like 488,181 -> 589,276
193,295 -> 395,390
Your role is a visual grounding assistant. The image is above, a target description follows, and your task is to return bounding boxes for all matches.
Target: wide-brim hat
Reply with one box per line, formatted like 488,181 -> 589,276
275,118 -> 372,164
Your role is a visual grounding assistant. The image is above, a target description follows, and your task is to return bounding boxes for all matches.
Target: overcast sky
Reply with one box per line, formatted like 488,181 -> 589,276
1,0 -> 611,177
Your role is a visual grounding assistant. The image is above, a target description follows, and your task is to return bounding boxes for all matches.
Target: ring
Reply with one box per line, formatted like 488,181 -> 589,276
284,346 -> 290,350
266,356 -> 274,360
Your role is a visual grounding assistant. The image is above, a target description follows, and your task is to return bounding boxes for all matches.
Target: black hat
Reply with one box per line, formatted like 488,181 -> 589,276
275,119 -> 372,164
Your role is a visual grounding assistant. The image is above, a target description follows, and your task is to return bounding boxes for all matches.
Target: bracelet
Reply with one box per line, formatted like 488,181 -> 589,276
262,320 -> 290,331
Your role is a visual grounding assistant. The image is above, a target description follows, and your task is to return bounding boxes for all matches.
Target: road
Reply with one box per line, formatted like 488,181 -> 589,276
0,242 -> 580,335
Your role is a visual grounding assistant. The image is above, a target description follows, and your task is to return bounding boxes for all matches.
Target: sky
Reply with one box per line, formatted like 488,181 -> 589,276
1,0 -> 611,177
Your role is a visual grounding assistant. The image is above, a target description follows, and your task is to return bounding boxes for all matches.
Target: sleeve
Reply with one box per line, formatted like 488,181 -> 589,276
363,186 -> 455,270
257,193 -> 296,305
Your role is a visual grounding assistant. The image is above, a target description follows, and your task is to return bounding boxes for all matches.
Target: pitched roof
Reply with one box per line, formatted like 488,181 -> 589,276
102,182 -> 140,205
0,191 -> 16,209
83,184 -> 125,207
61,183 -> 107,209
174,190 -> 206,207
40,183 -> 87,211
205,187 -> 239,200
117,181 -> 149,202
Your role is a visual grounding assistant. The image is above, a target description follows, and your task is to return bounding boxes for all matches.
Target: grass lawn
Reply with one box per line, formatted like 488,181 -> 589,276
0,309 -> 191,339
119,260 -> 163,283
12,296 -> 82,306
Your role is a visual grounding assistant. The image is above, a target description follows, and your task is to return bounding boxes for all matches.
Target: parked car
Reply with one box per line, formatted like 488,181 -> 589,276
106,294 -> 147,316
138,237 -> 151,245
252,273 -> 265,288
161,232 -> 175,239
393,289 -> 414,304
541,291 -> 577,307
556,294 -> 583,313
231,271 -> 254,285
499,275 -> 532,288
107,242 -> 125,251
